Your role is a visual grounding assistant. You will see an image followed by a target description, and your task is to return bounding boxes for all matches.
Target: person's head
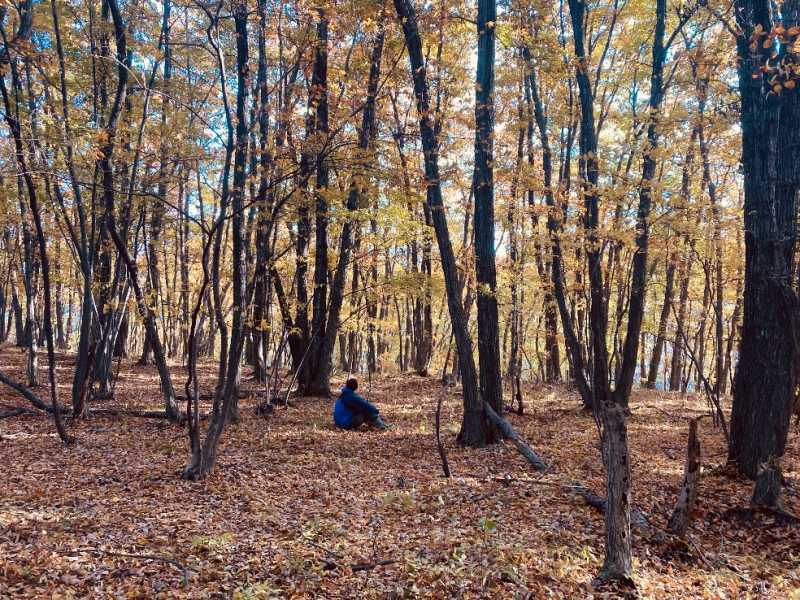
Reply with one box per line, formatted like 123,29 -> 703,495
346,377 -> 358,391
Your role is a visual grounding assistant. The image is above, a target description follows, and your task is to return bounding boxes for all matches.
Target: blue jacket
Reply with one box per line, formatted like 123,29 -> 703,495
333,387 -> 379,429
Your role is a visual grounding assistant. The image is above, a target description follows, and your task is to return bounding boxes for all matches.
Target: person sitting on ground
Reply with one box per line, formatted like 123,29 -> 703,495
333,378 -> 388,431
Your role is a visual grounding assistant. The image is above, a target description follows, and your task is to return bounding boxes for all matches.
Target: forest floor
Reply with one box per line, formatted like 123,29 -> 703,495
1,346 -> 799,599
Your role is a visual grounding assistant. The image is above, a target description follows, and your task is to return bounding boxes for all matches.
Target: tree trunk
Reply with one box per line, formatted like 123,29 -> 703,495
308,11 -> 385,395
522,47 -> 590,407
0,7 -> 70,442
646,253 -> 677,389
729,0 -> 800,480
98,0 -> 179,422
667,418 -> 701,537
183,0 -> 250,478
567,0 -> 670,582
472,0 -> 503,420
394,0 -> 490,447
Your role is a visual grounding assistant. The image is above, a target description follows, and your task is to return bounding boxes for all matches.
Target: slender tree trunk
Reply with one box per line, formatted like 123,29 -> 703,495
567,0 -> 670,582
307,11 -> 385,395
98,0 -> 179,422
394,0 -> 489,446
522,47 -> 589,406
695,267 -> 711,390
183,0 -> 250,478
0,7 -> 70,442
646,253 -> 677,389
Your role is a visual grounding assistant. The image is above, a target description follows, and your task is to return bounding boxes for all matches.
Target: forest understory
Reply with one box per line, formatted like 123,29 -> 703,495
1,348 -> 797,599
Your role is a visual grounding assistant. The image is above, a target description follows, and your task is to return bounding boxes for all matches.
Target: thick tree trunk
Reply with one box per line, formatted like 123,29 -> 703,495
729,0 -> 800,480
303,11 -> 331,396
394,0 -> 490,447
473,0 -> 503,420
598,404 -> 633,582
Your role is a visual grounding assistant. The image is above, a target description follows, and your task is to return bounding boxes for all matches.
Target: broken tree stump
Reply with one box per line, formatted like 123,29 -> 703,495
667,417 -> 701,536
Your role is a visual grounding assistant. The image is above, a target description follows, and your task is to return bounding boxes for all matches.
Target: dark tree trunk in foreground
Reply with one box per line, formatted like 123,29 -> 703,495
472,0 -> 502,427
305,10 -> 331,396
729,0 -> 800,481
217,0 -> 250,425
394,0 -> 490,446
292,9 -> 329,396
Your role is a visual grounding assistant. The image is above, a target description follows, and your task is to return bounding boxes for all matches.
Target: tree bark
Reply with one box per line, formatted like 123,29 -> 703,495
308,11 -> 385,395
472,0 -> 503,421
394,0 -> 489,446
730,0 -> 800,480
667,418 -> 701,536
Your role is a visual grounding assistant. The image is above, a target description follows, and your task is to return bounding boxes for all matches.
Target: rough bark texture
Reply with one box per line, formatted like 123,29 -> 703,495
667,418 -> 701,537
473,0 -> 503,425
394,0 -> 489,447
729,0 -> 800,479
598,404 -> 633,582
306,10 -> 331,396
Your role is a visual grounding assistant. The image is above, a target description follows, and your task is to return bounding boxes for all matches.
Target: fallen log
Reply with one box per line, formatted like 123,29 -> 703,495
0,373 -> 188,421
351,559 -> 396,572
0,370 -> 68,413
484,402 -> 547,471
90,408 -> 180,419
0,406 -> 37,419
572,484 -> 652,533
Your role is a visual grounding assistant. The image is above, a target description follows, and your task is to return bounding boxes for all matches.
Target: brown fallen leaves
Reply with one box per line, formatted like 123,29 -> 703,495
0,348 -> 798,599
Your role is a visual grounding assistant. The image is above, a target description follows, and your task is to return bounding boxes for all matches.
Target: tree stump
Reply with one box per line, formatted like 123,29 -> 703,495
667,418 -> 701,536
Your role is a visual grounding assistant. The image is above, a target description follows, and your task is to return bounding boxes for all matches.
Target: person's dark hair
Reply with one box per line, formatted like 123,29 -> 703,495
346,377 -> 358,391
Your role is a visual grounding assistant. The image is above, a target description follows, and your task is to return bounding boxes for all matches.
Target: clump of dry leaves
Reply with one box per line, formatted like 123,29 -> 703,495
1,349 -> 798,598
